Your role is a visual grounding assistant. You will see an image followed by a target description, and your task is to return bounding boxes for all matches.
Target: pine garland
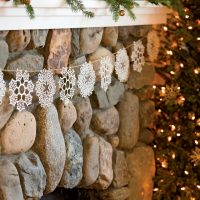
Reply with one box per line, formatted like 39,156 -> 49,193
11,0 -> 183,21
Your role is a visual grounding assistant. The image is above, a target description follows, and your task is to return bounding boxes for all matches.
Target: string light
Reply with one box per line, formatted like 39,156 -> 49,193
184,170 -> 189,175
167,50 -> 173,55
185,15 -> 189,19
180,187 -> 186,191
194,140 -> 199,145
180,63 -> 184,68
197,37 -> 200,41
170,125 -> 176,131
177,133 -> 181,137
158,109 -> 162,113
153,188 -> 159,192
168,136 -> 172,142
161,160 -> 168,168
172,153 -> 176,159
188,26 -> 193,30
197,185 -> 200,189
194,68 -> 200,74
163,26 -> 168,31
153,85 -> 157,89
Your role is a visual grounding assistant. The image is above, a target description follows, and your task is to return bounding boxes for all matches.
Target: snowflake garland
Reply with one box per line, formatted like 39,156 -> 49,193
131,40 -> 145,73
99,56 -> 113,91
0,71 -> 6,104
77,62 -> 96,98
147,30 -> 160,62
58,67 -> 76,104
115,48 -> 130,82
9,70 -> 34,112
36,69 -> 56,108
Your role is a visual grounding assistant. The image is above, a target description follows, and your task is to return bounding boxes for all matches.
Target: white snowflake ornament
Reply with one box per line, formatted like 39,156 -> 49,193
77,62 -> 96,98
0,71 -> 6,104
115,48 -> 130,82
36,69 -> 56,108
58,67 -> 76,104
99,56 -> 113,92
131,40 -> 145,73
9,70 -> 34,112
147,30 -> 160,62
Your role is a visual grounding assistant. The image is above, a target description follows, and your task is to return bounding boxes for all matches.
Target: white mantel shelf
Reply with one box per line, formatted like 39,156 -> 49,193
0,0 -> 170,30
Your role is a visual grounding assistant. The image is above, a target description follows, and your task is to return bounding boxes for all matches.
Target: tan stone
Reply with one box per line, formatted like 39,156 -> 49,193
91,107 -> 119,135
133,85 -> 154,101
46,29 -> 71,72
99,187 -> 130,200
0,159 -> 24,200
107,134 -> 119,148
56,100 -> 77,133
139,129 -> 154,145
0,111 -> 36,155
102,27 -> 118,47
87,46 -> 115,81
81,136 -> 99,187
92,137 -> 113,190
113,150 -> 129,188
80,27 -> 103,54
116,92 -> 139,150
126,143 -> 156,200
32,104 -> 66,193
0,40 -> 9,70
0,30 -> 9,39
6,30 -> 31,52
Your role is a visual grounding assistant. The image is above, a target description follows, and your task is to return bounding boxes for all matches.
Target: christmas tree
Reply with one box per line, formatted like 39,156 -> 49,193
152,0 -> 200,199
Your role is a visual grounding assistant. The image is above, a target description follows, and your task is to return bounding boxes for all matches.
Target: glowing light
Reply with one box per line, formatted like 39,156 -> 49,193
188,26 -> 193,30
194,140 -> 199,145
170,125 -> 176,131
176,23 -> 180,26
184,170 -> 189,175
153,85 -> 156,89
180,63 -> 184,68
185,15 -> 189,19
161,129 -> 164,133
197,185 -> 200,189
172,153 -> 176,159
163,26 -> 168,31
153,188 -> 159,192
161,160 -> 168,168
168,136 -> 172,142
153,145 -> 157,148
194,69 -> 199,74
197,37 -> 200,41
158,109 -> 162,113
170,71 -> 175,75
177,86 -> 181,90
167,50 -> 173,55
181,187 -> 186,191
177,133 -> 181,137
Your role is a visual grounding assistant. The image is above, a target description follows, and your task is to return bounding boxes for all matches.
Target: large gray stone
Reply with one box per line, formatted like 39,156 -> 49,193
116,92 -> 139,150
8,151 -> 46,199
80,28 -> 103,54
73,97 -> 93,138
126,143 -> 156,200
81,135 -> 99,187
112,150 -> 129,188
60,129 -> 83,189
0,111 -> 36,155
71,28 -> 80,58
0,159 -> 24,200
92,137 -> 113,190
32,104 -> 66,193
6,52 -> 44,77
91,107 -> 119,135
127,64 -> 155,89
0,91 -> 14,130
0,40 -> 9,70
30,30 -> 49,48
91,80 -> 125,109
0,31 -> 9,39
6,30 -> 31,52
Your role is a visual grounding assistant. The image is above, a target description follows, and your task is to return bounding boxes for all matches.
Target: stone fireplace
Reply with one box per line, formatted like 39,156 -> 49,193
0,26 -> 156,200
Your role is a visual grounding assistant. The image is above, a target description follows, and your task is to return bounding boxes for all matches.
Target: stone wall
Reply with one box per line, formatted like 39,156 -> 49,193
0,26 -> 156,200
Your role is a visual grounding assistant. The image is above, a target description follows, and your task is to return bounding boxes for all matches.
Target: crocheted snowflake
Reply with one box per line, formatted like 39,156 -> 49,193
58,67 -> 76,104
147,30 -> 160,62
36,69 -> 56,108
115,48 -> 130,82
99,56 -> 113,91
0,71 -> 6,104
77,62 -> 96,98
131,40 -> 145,73
9,70 -> 34,111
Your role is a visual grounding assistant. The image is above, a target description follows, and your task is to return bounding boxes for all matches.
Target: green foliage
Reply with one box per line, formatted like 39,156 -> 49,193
153,0 -> 200,199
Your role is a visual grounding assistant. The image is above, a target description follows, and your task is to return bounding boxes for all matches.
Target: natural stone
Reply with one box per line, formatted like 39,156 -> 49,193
80,27 -> 103,54
0,91 -> 14,130
99,187 -> 130,200
6,52 -> 44,77
81,136 -> 99,187
74,97 -> 93,136
56,100 -> 77,134
46,29 -> 71,72
31,30 -> 49,48
126,144 -> 156,200
127,64 -> 155,89
91,79 -> 125,109
0,159 -> 24,200
152,72 -> 166,85
140,100 -> 155,129
112,150 -> 129,188
91,107 -> 119,135
71,28 -> 80,58
0,31 -> 9,39
102,27 -> 118,47
6,30 -> 31,52
133,85 -> 154,101
60,129 -> 83,189
107,135 -> 119,148
87,46 -> 115,81
0,40 -> 9,70
9,151 -> 46,198
0,111 -> 36,155
92,137 -> 113,190
32,104 -> 66,193
112,41 -> 124,53
139,129 -> 154,144
116,92 -> 139,150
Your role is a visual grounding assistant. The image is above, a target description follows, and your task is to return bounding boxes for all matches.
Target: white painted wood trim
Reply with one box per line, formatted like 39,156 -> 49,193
0,0 -> 170,30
